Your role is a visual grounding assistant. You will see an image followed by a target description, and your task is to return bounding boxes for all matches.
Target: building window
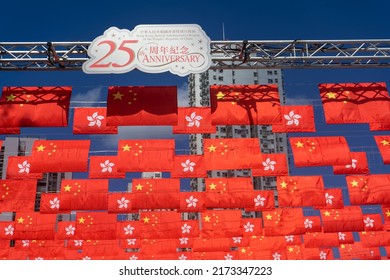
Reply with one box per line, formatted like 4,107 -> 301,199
274,70 -> 278,75
268,79 -> 273,83
253,72 -> 258,77
267,70 -> 272,75
254,80 -> 258,85
275,78 -> 278,83
218,76 -> 224,81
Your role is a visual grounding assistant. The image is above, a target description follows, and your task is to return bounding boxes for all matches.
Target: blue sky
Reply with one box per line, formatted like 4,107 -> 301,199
2,0 -> 390,192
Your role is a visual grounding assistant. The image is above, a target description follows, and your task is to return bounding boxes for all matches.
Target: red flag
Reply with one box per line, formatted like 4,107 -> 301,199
289,136 -> 351,167
116,221 -> 141,239
319,82 -> 390,127
203,138 -> 262,170
263,208 -> 305,236
314,188 -> 345,209
171,155 -> 207,178
210,84 -> 281,125
5,156 -> 43,179
359,231 -> 390,247
131,178 -> 180,210
14,212 -> 57,240
73,107 -> 118,134
88,156 -> 126,179
320,206 -> 364,232
302,248 -> 333,260
374,135 -> 390,164
55,221 -> 77,240
244,190 -> 275,211
0,86 -> 71,127
59,179 -> 108,211
241,218 -> 262,236
339,242 -> 381,260
39,193 -> 63,214
362,214 -> 383,231
333,152 -> 369,175
0,127 -> 20,134
272,105 -> 316,132
173,107 -> 216,134
252,153 -> 288,177
107,192 -> 133,213
304,232 -> 344,248
139,211 -> 182,239
0,221 -> 15,240
75,212 -> 117,240
106,86 -> 178,126
29,139 -> 90,172
0,179 -> 37,212
117,139 -> 175,172
201,210 -> 242,238
276,176 -> 326,207
346,175 -> 390,205
179,192 -> 206,212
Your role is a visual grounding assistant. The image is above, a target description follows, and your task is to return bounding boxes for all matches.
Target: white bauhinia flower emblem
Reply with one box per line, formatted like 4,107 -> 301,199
254,195 -> 266,207
325,193 -> 334,205
262,158 -> 276,171
285,235 -> 294,242
50,197 -> 60,209
100,160 -> 114,173
284,110 -> 301,126
74,240 -> 83,247
364,217 -> 374,228
181,223 -> 191,234
117,197 -> 130,209
224,253 -> 233,260
124,225 -> 135,235
35,257 -> 44,260
129,255 -> 138,260
186,196 -> 198,208
304,219 -> 314,229
87,112 -> 104,127
186,112 -> 203,128
244,222 -> 255,232
127,239 -> 136,245
319,251 -> 327,260
22,240 -> 30,247
18,160 -> 30,173
179,237 -> 189,244
4,225 -> 14,236
181,159 -> 196,172
232,237 -> 242,244
338,232 -> 346,241
345,159 -> 358,169
178,254 -> 187,260
65,225 -> 75,236
83,256 -> 91,260
273,252 -> 282,260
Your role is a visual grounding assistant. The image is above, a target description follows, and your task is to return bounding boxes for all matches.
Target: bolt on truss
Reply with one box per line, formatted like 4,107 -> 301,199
1,39 -> 390,70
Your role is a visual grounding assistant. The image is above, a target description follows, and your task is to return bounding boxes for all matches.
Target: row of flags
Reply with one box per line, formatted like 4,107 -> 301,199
1,208 -> 390,260
1,135 -> 389,176
1,82 -> 390,132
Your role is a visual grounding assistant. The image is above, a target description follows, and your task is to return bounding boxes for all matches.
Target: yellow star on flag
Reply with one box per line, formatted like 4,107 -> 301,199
216,92 -> 225,99
204,215 -> 211,222
381,139 -> 390,146
350,180 -> 359,187
326,92 -> 337,99
209,183 -> 217,190
143,217 -> 150,224
5,94 -> 16,102
135,184 -> 143,191
280,181 -> 288,189
266,214 -> 272,220
36,145 -> 46,152
63,185 -> 72,192
112,91 -> 124,100
122,144 -> 131,152
207,145 -> 216,152
17,217 -> 25,223
386,210 -> 390,217
295,141 -> 304,148
324,211 -> 331,217
78,217 -> 86,224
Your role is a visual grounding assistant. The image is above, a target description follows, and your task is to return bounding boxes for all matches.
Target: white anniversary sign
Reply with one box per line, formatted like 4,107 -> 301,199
82,24 -> 212,76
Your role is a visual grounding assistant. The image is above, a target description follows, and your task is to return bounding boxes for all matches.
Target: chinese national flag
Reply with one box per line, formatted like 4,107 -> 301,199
339,242 -> 381,260
201,210 -> 242,238
0,86 -> 71,127
272,105 -> 316,132
179,192 -> 206,212
0,179 -> 37,212
14,212 -> 57,240
75,212 -> 117,240
276,176 -> 326,207
139,211 -> 182,239
171,155 -> 207,178
192,238 -> 231,252
359,231 -> 390,247
252,153 -> 288,177
382,205 -> 390,228
5,156 -> 43,179
290,136 -> 351,167
205,177 -> 254,192
106,86 -> 178,126
203,138 -> 262,170
374,135 -> 390,164
59,179 -> 108,211
263,208 -> 305,236
88,156 -> 126,179
304,232 -> 343,248
131,178 -> 180,210
107,192 -> 133,213
320,206 -> 364,232
172,107 -> 216,134
29,139 -> 90,172
117,139 -> 175,172
73,107 -> 118,134
333,152 -> 369,175
319,82 -> 390,127
347,174 -> 390,205
210,84 -> 282,125
244,190 -> 275,211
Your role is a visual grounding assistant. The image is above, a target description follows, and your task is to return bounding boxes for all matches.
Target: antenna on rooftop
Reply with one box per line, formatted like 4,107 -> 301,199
222,22 -> 225,40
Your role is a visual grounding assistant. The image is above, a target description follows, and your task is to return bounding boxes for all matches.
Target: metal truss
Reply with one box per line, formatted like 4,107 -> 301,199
1,39 -> 390,70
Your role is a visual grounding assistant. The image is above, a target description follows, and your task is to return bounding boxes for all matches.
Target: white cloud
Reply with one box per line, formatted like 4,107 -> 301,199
177,82 -> 189,106
71,86 -> 106,107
